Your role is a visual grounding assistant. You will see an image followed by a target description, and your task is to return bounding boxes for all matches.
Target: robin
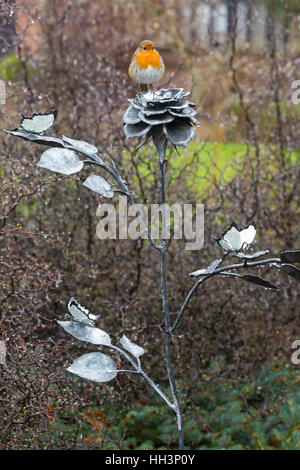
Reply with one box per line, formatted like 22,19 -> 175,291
129,39 -> 165,92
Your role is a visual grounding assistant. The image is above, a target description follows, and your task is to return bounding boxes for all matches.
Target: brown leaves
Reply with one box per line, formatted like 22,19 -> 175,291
83,409 -> 111,432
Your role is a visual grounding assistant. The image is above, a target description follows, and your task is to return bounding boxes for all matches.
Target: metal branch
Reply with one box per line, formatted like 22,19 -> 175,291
171,256 -> 282,333
108,344 -> 174,410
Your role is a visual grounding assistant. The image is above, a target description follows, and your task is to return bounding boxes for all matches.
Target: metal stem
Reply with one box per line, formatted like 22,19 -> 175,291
109,344 -> 174,409
153,128 -> 184,450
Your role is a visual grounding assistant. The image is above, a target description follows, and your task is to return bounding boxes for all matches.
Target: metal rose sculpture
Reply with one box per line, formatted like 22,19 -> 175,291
123,88 -> 199,148
4,90 -> 300,451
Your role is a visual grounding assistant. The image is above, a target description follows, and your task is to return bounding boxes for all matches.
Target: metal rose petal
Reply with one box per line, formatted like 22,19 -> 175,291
163,119 -> 195,146
143,107 -> 169,116
123,122 -> 151,138
190,116 -> 200,125
169,107 -> 198,118
147,100 -> 179,109
170,100 -> 189,110
177,91 -> 191,99
122,106 -> 141,124
170,88 -> 185,99
156,88 -> 172,96
138,111 -> 174,125
140,91 -> 158,106
157,88 -> 183,100
130,98 -> 144,111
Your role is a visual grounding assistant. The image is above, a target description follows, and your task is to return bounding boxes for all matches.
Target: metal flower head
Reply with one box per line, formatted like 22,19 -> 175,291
123,88 -> 199,147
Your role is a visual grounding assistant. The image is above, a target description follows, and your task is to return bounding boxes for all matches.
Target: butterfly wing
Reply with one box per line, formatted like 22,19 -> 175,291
68,297 -> 93,326
239,222 -> 256,249
218,223 -> 241,251
217,221 -> 256,252
67,297 -> 98,326
19,110 -> 57,134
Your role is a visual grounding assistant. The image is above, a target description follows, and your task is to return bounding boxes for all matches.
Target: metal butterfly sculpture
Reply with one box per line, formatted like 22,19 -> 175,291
215,221 -> 256,252
16,110 -> 57,135
66,297 -> 100,327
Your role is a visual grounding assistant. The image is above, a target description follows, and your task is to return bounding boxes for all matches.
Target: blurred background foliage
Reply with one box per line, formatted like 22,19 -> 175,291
0,0 -> 299,449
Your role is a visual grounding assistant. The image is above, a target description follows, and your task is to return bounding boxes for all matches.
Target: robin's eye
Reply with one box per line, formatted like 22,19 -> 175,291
143,47 -> 147,50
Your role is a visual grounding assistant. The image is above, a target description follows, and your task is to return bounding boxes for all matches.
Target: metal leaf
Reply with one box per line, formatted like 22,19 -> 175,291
67,352 -> 117,383
123,122 -> 151,138
280,250 -> 300,264
57,321 -> 111,346
189,268 -> 207,277
4,129 -> 65,148
163,119 -> 195,146
37,147 -> 83,175
232,250 -> 270,260
61,135 -> 98,155
120,335 -> 145,358
240,274 -> 279,289
189,258 -> 222,277
83,175 -> 114,198
135,133 -> 151,150
280,264 -> 300,281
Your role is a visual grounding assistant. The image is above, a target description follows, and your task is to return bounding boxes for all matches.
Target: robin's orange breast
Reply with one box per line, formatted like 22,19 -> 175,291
136,49 -> 161,69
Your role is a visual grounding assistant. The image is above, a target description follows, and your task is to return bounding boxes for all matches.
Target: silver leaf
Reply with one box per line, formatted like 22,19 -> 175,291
189,258 -> 222,277
67,352 -> 117,383
83,175 -> 114,198
62,135 -> 98,155
4,129 -> 65,148
37,148 -> 83,175
232,250 -> 269,260
120,334 -> 145,358
57,320 -> 111,346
